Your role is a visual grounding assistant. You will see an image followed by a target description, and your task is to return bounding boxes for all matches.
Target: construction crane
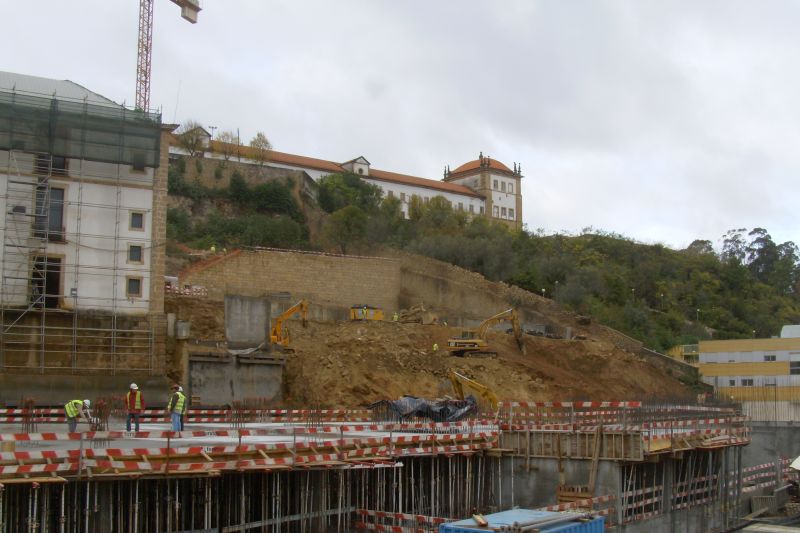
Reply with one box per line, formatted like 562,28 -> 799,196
136,0 -> 201,111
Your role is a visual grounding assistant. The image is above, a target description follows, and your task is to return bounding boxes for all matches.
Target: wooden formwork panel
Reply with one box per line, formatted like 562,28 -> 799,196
500,430 -> 644,462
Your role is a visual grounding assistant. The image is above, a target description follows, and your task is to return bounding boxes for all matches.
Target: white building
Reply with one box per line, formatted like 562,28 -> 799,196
0,71 -> 169,376
174,136 -> 524,230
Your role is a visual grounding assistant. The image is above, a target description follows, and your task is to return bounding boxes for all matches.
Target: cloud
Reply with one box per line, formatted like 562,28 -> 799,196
5,1 -> 800,248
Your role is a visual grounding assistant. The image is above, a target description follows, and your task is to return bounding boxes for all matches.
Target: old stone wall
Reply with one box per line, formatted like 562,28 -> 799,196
174,155 -> 310,194
181,249 -> 402,314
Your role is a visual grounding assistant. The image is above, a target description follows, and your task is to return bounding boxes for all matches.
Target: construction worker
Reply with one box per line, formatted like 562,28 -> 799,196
64,399 -> 91,433
125,383 -> 145,432
392,312 -> 399,322
166,384 -> 186,431
178,386 -> 186,430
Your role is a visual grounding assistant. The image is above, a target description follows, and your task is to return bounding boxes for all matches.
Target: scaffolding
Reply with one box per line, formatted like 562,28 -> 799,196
0,86 -> 162,374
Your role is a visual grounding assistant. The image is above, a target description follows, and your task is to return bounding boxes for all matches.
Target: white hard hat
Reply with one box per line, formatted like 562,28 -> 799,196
83,399 -> 91,407
178,386 -> 184,392
130,383 -> 138,390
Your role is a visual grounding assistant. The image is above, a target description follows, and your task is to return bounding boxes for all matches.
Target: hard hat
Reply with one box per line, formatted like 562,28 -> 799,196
178,386 -> 184,392
83,399 -> 91,407
130,383 -> 138,390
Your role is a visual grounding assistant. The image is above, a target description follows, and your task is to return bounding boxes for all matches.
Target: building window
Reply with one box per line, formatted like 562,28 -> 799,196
130,212 -> 145,231
729,379 -> 736,386
791,362 -> 800,375
31,256 -> 62,309
126,277 -> 143,298
509,183 -> 514,194
493,179 -> 498,190
387,190 -> 394,198
742,378 -> 754,387
493,206 -> 499,217
357,168 -> 364,175
34,186 -> 65,242
128,244 -> 143,263
34,154 -> 68,176
458,202 -> 463,211
469,204 -> 474,213
509,208 -> 515,219
501,182 -> 506,192
480,206 -> 484,214
132,151 -> 146,172
764,355 -> 776,362
501,207 -> 507,217
400,192 -> 406,202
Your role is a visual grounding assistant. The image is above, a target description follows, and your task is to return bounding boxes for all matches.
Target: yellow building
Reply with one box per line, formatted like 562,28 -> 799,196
698,336 -> 800,402
667,344 -> 699,364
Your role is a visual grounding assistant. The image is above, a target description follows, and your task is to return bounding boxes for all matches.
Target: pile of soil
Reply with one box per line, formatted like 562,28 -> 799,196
283,320 -> 693,408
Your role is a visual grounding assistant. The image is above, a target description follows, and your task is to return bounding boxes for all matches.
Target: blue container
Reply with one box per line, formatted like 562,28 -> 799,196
439,509 -> 604,533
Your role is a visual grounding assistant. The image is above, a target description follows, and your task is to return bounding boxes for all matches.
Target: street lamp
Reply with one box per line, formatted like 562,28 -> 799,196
696,308 -> 700,321
541,288 -> 546,298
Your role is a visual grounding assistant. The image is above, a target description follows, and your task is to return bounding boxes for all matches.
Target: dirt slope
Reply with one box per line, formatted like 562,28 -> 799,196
283,320 -> 693,408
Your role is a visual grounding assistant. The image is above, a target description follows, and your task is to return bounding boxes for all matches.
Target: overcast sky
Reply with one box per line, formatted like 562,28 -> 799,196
6,1 -> 800,249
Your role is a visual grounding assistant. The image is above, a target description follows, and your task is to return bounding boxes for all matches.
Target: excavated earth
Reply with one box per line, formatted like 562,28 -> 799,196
283,320 -> 694,408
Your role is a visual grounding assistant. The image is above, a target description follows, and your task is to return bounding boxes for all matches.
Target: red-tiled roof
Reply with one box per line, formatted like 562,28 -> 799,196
206,141 -> 344,173
369,169 -> 482,198
451,158 -> 513,174
173,139 -> 483,199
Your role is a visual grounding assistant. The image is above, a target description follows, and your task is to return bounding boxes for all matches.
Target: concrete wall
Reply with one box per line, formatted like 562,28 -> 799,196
188,357 -> 282,406
181,249 -> 402,314
0,373 -> 171,406
225,295 -> 268,347
744,423 -> 800,468
499,454 -> 737,533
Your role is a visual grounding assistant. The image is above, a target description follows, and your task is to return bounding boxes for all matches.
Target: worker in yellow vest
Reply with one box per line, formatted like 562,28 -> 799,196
166,384 -> 186,431
64,399 -> 91,433
125,383 -> 146,432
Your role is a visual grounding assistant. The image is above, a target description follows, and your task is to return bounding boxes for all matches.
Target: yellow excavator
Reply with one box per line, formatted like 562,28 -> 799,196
269,299 -> 309,349
446,308 -> 526,357
448,370 -> 500,412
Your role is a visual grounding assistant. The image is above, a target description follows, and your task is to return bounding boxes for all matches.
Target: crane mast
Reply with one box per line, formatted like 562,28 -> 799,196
135,0 -> 155,111
135,0 -> 200,111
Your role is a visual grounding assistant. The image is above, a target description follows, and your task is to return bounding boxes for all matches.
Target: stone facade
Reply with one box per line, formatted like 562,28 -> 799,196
180,249 -> 402,314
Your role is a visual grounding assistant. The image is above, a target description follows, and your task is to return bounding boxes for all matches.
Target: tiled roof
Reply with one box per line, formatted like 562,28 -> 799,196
368,169 -> 482,198
189,140 -> 483,198
451,158 -> 513,175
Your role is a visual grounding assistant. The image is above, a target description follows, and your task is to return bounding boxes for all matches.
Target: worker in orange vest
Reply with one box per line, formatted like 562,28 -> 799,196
125,383 -> 146,432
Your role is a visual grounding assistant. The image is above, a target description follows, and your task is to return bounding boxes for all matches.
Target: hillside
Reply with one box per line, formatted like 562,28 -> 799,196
282,320 -> 694,407
167,154 -> 800,353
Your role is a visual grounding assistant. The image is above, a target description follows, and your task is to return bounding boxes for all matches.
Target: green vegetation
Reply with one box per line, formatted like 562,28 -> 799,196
169,161 -> 800,352
167,162 -> 307,249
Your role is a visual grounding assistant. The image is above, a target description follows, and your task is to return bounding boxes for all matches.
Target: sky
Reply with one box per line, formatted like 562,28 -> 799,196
5,1 -> 800,250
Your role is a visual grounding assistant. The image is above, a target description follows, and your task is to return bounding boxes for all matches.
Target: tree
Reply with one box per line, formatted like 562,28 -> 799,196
721,228 -> 748,264
177,120 -> 207,157
321,206 -> 367,254
249,132 -> 272,166
685,239 -> 715,256
216,130 -> 238,161
228,171 -> 250,205
317,173 -> 383,213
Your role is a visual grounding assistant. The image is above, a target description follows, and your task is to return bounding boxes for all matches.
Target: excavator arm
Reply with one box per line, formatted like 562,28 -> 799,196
270,299 -> 309,347
476,308 -> 527,355
448,370 -> 499,411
